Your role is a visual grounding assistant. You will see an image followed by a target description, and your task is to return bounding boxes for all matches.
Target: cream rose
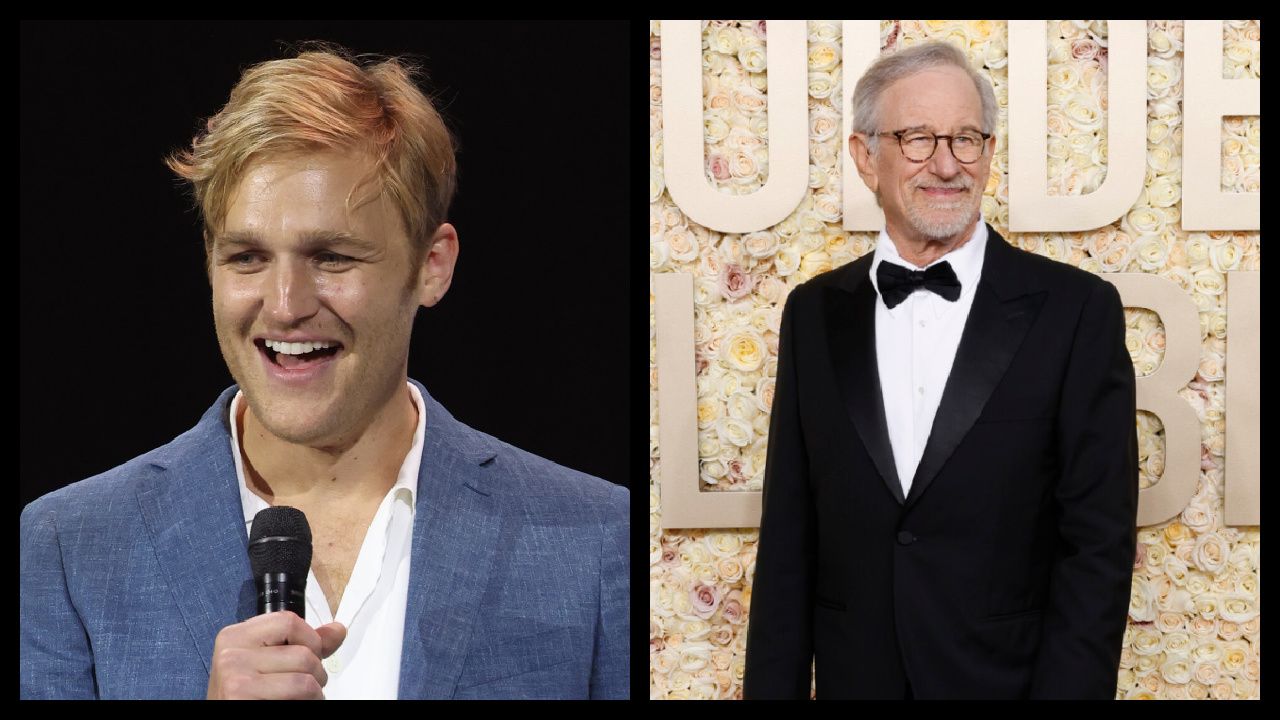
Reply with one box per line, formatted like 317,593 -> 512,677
808,71 -> 836,99
720,325 -> 768,372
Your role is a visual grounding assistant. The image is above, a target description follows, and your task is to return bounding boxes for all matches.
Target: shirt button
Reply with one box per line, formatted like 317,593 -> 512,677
324,656 -> 342,674
897,531 -> 917,545
917,387 -> 924,395
919,320 -> 926,327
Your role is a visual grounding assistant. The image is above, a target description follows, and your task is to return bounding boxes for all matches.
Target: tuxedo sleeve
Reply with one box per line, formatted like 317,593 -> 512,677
1030,279 -> 1138,699
20,496 -> 99,699
743,288 -> 817,699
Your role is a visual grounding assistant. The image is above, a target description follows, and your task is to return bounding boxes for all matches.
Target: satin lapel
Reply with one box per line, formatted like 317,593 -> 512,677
825,261 -> 905,505
398,383 -> 502,700
904,230 -> 1046,509
135,387 -> 256,675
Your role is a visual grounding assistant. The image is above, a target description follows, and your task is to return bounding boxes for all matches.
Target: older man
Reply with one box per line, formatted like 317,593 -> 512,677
20,44 -> 628,700
743,41 -> 1137,700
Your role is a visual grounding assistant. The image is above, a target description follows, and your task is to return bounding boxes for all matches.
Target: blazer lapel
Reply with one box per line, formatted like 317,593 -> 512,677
135,386 -> 257,676
397,380 -> 502,700
825,258 -> 905,505
904,227 -> 1046,509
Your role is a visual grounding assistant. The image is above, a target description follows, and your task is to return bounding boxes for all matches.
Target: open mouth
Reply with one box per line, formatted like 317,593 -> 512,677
256,339 -> 342,370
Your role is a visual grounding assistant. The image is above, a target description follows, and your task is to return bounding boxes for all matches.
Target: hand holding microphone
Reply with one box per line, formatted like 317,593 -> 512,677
207,507 -> 347,700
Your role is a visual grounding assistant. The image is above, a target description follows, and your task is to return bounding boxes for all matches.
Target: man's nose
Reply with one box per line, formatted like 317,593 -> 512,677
263,260 -> 321,322
928,138 -> 963,177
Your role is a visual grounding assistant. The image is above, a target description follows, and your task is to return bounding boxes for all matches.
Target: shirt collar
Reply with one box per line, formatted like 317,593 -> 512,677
230,382 -> 424,527
869,218 -> 987,318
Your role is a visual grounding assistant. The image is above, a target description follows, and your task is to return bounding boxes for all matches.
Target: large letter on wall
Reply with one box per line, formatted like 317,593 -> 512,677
1225,272 -> 1259,525
661,20 -> 809,234
1007,21 -> 1147,232
842,20 -> 888,232
1181,20 -> 1260,230
654,273 -> 762,529
1105,274 -> 1201,526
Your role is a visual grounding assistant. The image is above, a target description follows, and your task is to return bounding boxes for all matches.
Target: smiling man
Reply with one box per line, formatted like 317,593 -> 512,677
743,41 -> 1137,699
20,44 -> 628,700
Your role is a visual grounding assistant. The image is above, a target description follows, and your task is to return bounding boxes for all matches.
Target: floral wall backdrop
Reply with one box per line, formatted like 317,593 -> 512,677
649,20 -> 1260,700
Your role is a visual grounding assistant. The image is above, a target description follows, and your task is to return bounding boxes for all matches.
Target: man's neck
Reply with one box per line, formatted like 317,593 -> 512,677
238,386 -> 416,507
886,220 -> 977,268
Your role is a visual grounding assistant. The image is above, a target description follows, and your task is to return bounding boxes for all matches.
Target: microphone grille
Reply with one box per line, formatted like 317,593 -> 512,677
248,506 -> 313,577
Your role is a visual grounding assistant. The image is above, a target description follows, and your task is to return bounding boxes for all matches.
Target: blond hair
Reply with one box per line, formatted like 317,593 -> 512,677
165,41 -> 457,286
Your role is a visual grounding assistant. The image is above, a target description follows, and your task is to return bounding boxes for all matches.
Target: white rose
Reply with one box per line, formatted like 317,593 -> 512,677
726,391 -> 759,422
711,26 -> 739,55
649,237 -> 671,273
808,41 -> 838,71
738,45 -> 766,73
808,164 -> 828,189
808,71 -> 836,99
809,107 -> 840,143
1147,56 -> 1182,99
1145,175 -> 1180,208
1064,92 -> 1103,132
720,327 -> 768,372
1160,653 -> 1194,685
715,417 -> 753,448
775,245 -> 801,276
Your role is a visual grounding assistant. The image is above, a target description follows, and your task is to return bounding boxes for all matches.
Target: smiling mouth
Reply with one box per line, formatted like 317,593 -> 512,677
255,339 -> 343,369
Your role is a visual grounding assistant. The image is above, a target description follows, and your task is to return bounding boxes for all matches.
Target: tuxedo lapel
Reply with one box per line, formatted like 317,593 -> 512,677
825,258 -> 905,505
904,227 -> 1046,509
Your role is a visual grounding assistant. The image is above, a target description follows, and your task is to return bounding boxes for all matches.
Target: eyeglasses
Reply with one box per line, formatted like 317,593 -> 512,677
875,129 -> 992,164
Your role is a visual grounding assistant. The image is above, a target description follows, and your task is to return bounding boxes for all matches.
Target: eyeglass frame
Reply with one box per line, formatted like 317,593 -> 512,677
873,129 -> 993,164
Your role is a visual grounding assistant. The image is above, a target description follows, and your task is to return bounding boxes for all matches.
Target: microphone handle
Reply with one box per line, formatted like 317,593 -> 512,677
256,572 -> 306,619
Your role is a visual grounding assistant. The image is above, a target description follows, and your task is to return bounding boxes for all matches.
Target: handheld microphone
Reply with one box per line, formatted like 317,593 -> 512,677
248,507 -> 312,618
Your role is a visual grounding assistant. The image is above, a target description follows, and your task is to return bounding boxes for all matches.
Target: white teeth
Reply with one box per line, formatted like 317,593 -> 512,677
264,340 -> 339,355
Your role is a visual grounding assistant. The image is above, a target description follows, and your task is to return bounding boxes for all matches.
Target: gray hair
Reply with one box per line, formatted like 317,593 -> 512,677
851,41 -> 998,155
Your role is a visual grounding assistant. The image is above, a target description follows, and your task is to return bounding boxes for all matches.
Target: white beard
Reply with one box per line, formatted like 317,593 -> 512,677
904,187 -> 980,241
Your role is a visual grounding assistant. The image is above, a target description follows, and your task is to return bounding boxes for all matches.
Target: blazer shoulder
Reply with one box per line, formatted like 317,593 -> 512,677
997,237 -> 1118,302
457,424 -> 627,513
22,441 -> 178,529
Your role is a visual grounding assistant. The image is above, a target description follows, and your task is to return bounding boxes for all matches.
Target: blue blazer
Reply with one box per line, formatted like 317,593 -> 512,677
20,379 -> 629,699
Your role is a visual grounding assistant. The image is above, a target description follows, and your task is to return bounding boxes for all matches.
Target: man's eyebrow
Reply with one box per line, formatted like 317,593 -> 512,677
214,230 -> 379,251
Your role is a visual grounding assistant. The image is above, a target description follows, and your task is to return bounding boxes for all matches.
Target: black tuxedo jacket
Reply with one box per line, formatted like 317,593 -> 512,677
743,225 -> 1138,699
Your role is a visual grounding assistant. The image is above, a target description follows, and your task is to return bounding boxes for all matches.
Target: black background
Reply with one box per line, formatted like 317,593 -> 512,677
20,21 -> 632,509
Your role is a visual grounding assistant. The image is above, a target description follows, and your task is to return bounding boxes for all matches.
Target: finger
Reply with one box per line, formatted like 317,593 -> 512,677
250,611 -> 325,660
251,643 -> 329,688
317,622 -> 347,659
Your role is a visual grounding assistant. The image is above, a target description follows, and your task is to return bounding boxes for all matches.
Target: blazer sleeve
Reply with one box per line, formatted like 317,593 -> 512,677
743,288 -> 817,699
20,496 -> 99,699
1030,279 -> 1139,699
589,483 -> 629,699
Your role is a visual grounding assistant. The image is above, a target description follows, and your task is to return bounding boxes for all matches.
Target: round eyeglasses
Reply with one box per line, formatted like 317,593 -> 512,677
876,129 -> 992,164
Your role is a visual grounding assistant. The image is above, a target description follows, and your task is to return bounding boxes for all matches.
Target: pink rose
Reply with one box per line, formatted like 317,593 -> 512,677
1070,38 -> 1100,61
719,263 -> 755,301
721,591 -> 745,625
726,458 -> 749,485
691,583 -> 721,620
661,542 -> 680,568
707,153 -> 731,181
650,37 -> 661,60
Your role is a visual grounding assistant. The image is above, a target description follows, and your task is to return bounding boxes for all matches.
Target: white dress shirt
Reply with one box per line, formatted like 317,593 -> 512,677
229,382 -> 425,699
868,220 -> 987,498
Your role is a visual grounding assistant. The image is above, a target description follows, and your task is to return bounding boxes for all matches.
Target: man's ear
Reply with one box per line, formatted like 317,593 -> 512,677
417,223 -> 458,308
848,133 -> 879,196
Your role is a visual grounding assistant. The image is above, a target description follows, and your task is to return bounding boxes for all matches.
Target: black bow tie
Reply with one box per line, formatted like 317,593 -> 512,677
876,260 -> 961,309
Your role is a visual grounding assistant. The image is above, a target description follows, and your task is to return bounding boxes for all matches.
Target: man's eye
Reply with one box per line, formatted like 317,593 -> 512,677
954,135 -> 980,147
317,252 -> 352,266
903,135 -> 933,145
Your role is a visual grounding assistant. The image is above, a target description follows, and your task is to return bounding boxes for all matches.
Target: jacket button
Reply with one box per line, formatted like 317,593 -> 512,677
897,531 -> 916,545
